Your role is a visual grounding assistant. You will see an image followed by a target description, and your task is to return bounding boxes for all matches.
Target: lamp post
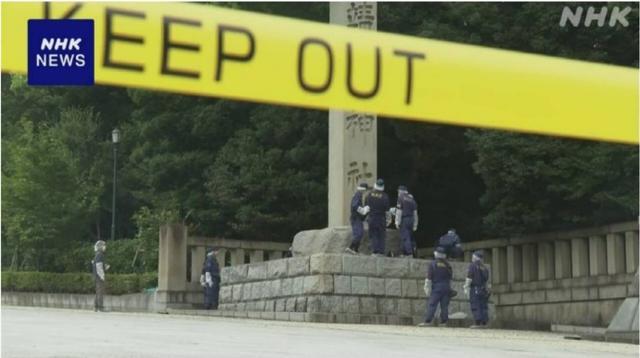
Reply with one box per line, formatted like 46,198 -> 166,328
111,128 -> 120,241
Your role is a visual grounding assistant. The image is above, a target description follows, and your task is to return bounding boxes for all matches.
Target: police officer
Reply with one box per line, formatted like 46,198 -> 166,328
438,228 -> 463,259
395,185 -> 418,257
464,250 -> 491,328
200,248 -> 221,310
365,178 -> 390,256
92,240 -> 110,312
419,247 -> 452,326
346,183 -> 370,255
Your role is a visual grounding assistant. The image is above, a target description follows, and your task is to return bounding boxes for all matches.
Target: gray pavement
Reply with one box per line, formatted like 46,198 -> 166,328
1,306 -> 637,358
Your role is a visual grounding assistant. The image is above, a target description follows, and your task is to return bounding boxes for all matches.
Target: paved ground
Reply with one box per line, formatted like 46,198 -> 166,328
2,306 -> 637,358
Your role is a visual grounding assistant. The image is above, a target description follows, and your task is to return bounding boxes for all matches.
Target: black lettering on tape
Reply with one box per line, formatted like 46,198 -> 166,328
43,3 -> 82,19
216,25 -> 255,82
161,16 -> 202,79
393,50 -> 425,105
103,8 -> 146,72
297,38 -> 333,93
346,44 -> 381,99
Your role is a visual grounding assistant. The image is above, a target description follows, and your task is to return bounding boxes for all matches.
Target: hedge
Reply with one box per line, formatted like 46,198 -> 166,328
1,271 -> 157,295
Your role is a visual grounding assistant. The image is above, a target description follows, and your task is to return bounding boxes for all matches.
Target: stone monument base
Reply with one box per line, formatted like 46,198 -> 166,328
291,227 -> 402,257
216,253 -> 494,325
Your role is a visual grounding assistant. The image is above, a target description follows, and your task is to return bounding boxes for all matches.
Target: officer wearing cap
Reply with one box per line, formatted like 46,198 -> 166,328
464,250 -> 491,328
200,248 -> 221,310
364,178 -> 390,256
438,228 -> 463,259
395,185 -> 418,257
419,246 -> 452,326
92,240 -> 110,312
346,182 -> 370,255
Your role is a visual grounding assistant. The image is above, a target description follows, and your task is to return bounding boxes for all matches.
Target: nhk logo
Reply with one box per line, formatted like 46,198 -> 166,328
28,19 -> 94,85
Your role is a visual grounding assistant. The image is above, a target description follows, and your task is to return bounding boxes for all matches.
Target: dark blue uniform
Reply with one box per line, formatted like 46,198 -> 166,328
424,258 -> 452,323
438,232 -> 463,258
349,191 -> 366,251
365,190 -> 390,255
203,255 -> 221,309
467,261 -> 490,324
397,194 -> 417,256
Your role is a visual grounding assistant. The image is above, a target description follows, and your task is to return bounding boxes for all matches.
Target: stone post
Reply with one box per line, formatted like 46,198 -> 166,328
554,240 -> 572,279
537,242 -> 555,280
607,233 -> 626,274
216,248 -> 228,268
190,246 -> 206,287
625,231 -> 639,274
589,235 -> 607,276
507,245 -> 522,283
328,2 -> 377,226
157,223 -> 187,309
250,250 -> 265,263
230,248 -> 246,266
491,247 -> 507,284
269,251 -> 283,261
521,243 -> 538,282
570,237 -> 589,278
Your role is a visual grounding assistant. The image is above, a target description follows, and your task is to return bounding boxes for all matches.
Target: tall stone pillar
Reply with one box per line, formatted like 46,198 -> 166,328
157,223 -> 188,309
250,250 -> 265,263
216,248 -> 228,268
537,242 -> 555,280
554,240 -> 572,279
190,246 -> 206,287
571,237 -> 589,278
625,231 -> 639,274
328,2 -> 377,227
589,235 -> 607,276
507,245 -> 522,283
607,233 -> 626,274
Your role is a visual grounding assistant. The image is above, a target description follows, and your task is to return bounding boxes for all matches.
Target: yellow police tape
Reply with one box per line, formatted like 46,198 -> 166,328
2,2 -> 638,144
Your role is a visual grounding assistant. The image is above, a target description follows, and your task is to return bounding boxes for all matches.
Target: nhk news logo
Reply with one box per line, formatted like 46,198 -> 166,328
28,19 -> 94,85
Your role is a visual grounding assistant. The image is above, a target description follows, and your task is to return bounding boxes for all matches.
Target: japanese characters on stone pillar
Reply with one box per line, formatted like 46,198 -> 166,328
328,2 -> 377,227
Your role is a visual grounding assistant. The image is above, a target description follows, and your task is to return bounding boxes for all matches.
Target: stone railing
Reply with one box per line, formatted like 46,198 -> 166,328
420,221 -> 638,329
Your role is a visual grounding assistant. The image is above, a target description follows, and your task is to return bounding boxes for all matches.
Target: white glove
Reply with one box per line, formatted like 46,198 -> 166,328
105,264 -> 111,271
357,206 -> 366,215
205,272 -> 213,287
413,211 -> 419,231
463,278 -> 472,298
199,274 -> 206,287
362,206 -> 370,215
423,279 -> 432,297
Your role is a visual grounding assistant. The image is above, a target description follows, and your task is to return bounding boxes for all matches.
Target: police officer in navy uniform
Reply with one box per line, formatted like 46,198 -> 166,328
364,178 -> 390,256
92,240 -> 110,312
346,183 -> 370,255
419,246 -> 452,326
394,185 -> 418,257
464,250 -> 491,328
200,248 -> 221,310
438,228 -> 463,259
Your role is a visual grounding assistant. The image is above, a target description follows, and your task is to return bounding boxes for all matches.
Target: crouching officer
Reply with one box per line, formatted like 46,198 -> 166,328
395,185 -> 418,257
438,229 -> 463,259
200,248 -> 221,310
346,183 -> 369,255
464,250 -> 491,328
419,247 -> 452,326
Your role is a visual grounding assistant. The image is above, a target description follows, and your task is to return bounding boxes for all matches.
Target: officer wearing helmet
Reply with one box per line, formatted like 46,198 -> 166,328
438,228 -> 463,259
345,182 -> 370,255
92,240 -> 110,312
464,250 -> 491,328
200,248 -> 221,309
419,246 -> 452,326
394,185 -> 418,257
364,178 -> 390,256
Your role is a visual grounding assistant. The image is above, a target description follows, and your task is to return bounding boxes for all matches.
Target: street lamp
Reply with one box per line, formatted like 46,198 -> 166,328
111,128 -> 120,241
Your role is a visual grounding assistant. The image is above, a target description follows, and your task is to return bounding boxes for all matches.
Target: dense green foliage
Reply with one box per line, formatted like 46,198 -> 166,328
1,3 -> 637,273
1,271 -> 157,295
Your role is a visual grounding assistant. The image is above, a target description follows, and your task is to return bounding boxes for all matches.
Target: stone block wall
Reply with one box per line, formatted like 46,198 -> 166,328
216,254 -> 493,325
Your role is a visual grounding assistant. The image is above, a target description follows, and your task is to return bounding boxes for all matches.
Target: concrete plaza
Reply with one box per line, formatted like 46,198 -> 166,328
1,306 -> 636,358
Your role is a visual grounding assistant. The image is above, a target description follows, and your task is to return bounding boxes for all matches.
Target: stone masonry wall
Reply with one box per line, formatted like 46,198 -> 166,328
217,254 -> 493,325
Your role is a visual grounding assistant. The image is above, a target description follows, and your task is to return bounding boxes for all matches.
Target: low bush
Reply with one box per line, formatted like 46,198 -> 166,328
1,271 -> 157,295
